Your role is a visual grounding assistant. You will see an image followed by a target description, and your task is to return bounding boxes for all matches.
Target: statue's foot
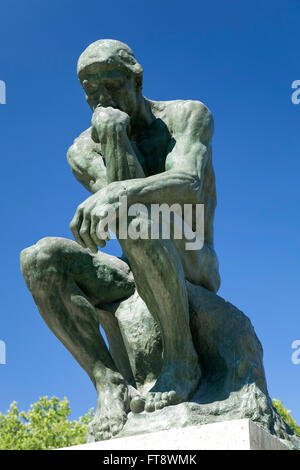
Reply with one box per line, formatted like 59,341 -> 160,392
130,358 -> 201,413
88,372 -> 132,441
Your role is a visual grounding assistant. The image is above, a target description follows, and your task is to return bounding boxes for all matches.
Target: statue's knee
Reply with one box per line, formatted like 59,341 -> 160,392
20,237 -> 66,290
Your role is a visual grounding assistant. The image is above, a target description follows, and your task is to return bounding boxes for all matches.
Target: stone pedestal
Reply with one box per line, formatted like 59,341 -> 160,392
61,419 -> 289,450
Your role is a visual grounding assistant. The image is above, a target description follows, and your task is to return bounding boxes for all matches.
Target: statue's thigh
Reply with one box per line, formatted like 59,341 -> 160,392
22,236 -> 135,306
73,247 -> 135,306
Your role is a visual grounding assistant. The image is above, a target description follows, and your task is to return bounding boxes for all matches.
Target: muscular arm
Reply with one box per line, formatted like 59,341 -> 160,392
70,100 -> 214,252
111,101 -> 214,207
91,106 -> 145,183
67,116 -> 145,193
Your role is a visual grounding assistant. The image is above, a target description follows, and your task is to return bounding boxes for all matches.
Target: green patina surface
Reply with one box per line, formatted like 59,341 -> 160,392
20,40 -> 299,448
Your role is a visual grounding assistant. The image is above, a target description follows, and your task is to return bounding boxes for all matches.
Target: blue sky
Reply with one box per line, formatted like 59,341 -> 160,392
0,0 -> 299,424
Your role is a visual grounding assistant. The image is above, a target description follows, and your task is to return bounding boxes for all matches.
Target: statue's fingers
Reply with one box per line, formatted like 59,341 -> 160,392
90,214 -> 105,248
91,207 -> 111,248
95,216 -> 111,248
79,216 -> 98,253
70,209 -> 86,248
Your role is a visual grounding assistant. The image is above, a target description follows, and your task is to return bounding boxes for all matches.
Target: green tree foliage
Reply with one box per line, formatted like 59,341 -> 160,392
0,396 -> 94,450
273,398 -> 300,437
1,396 -> 299,449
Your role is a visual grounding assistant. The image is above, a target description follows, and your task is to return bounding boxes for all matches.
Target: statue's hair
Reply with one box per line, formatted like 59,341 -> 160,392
77,39 -> 143,90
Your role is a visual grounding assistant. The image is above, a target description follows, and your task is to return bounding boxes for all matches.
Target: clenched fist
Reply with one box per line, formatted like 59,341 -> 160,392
91,106 -> 130,145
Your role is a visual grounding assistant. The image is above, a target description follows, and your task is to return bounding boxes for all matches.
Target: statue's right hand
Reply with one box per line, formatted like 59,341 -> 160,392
91,106 -> 130,145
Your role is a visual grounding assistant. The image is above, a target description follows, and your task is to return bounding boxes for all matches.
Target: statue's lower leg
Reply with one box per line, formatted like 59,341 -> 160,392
119,228 -> 201,413
20,240 -> 135,440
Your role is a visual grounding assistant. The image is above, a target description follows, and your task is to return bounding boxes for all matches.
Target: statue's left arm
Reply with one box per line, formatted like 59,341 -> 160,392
122,100 -> 213,207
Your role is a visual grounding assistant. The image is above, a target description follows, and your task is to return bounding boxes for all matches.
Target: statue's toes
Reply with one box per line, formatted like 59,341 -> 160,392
144,392 -> 156,412
130,396 -> 145,414
154,392 -> 163,410
130,390 -> 179,414
155,400 -> 164,410
167,390 -> 178,405
150,390 -> 178,411
145,398 -> 155,412
161,391 -> 169,407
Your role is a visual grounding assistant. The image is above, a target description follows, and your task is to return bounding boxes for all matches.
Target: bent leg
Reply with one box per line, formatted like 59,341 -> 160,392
20,237 -> 135,440
119,217 -> 201,413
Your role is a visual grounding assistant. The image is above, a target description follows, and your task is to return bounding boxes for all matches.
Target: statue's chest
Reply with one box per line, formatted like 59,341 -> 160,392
134,119 -> 172,176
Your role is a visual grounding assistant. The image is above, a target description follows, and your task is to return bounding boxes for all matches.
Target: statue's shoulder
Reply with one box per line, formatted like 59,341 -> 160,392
150,99 -> 214,135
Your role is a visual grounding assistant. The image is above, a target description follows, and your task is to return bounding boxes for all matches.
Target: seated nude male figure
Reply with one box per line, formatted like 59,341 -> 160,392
20,39 -> 220,440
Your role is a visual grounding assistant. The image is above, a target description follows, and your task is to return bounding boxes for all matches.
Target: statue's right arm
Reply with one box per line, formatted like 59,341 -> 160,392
67,127 -> 108,194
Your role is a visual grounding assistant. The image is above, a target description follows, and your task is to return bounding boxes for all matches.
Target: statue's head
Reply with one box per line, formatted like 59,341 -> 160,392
77,39 -> 143,115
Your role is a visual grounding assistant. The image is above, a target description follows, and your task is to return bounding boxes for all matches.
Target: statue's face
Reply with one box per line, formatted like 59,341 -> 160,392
78,61 -> 139,115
